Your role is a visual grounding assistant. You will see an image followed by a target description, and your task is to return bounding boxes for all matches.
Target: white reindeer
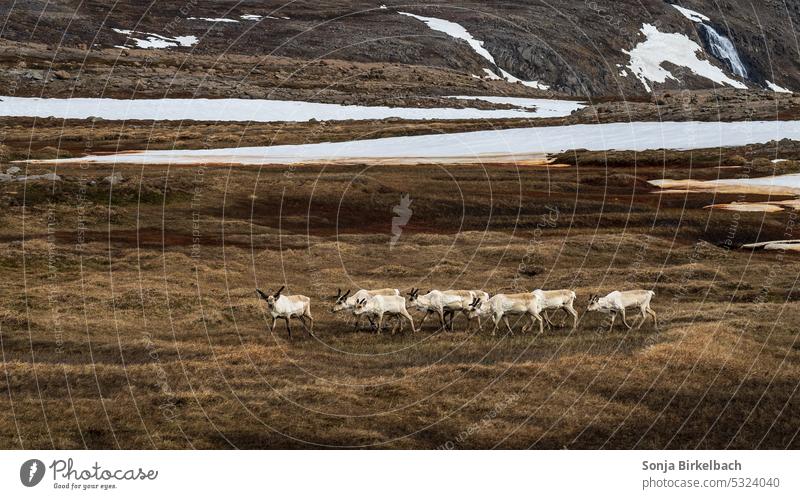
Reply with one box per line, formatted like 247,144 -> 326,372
467,293 -> 545,336
332,288 -> 399,331
440,289 -> 483,331
406,288 -> 464,332
353,295 -> 415,335
256,286 -> 314,338
534,289 -> 579,330
586,290 -> 658,332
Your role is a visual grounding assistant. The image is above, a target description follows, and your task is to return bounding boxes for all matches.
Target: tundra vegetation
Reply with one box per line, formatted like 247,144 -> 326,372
0,136 -> 799,449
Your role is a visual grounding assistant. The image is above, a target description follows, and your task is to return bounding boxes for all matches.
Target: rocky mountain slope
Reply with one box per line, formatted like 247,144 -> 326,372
0,0 -> 797,98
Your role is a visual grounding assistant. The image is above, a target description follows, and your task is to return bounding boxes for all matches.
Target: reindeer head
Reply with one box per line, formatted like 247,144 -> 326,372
331,288 -> 352,312
466,296 -> 484,319
257,286 -> 284,308
353,297 -> 369,314
586,294 -> 601,312
406,288 -> 420,304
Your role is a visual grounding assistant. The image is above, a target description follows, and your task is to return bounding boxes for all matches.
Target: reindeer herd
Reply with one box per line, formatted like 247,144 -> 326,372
255,286 -> 658,338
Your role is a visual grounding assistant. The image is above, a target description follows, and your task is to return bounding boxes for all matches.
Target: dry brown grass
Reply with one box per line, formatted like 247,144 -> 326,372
0,156 -> 799,449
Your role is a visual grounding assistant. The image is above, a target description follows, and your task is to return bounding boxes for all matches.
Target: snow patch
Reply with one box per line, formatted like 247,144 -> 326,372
671,5 -> 710,23
187,17 -> 239,23
766,80 -> 792,93
482,69 -> 502,80
623,23 -> 746,92
398,11 -> 549,90
239,14 -> 263,21
743,240 -> 800,251
0,95 -> 581,122
33,120 -> 800,166
112,28 -> 197,49
446,95 -> 585,118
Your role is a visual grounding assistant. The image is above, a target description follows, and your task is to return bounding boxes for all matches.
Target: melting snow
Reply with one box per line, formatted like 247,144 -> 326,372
623,23 -> 746,92
446,95 -> 585,118
742,240 -> 800,251
0,95 -> 582,122
112,28 -> 197,49
766,80 -> 792,93
671,5 -> 710,23
32,120 -> 800,166
398,12 -> 549,90
187,17 -> 239,23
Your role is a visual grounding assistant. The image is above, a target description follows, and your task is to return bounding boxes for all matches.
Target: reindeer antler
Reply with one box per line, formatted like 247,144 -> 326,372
273,285 -> 285,298
256,289 -> 269,300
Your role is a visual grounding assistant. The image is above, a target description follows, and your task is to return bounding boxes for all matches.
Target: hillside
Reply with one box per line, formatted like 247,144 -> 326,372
0,0 -> 797,98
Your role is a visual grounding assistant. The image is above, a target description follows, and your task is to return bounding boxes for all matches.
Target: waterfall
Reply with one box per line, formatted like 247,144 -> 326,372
699,24 -> 748,78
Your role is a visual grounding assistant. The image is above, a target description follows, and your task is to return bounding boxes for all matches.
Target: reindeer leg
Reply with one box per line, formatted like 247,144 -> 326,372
566,305 -> 579,330
543,311 -> 555,330
649,307 -> 659,331
437,309 -> 446,332
533,312 -> 544,335
305,312 -> 314,336
608,312 -> 616,333
491,316 -> 501,337
377,313 -> 385,335
504,316 -> 514,336
284,317 -> 292,338
620,308 -> 633,329
269,317 -> 277,333
416,311 -> 430,332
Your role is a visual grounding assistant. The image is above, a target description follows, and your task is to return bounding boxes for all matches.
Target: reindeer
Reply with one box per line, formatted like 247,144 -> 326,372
467,293 -> 545,336
533,289 -> 579,330
332,288 -> 399,331
352,295 -> 415,335
256,286 -> 314,338
440,289 -> 482,331
586,290 -> 658,332
406,288 -> 463,332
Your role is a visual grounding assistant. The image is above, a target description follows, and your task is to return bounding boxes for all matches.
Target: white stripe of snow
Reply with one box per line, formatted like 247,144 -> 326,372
671,5 -> 710,23
187,17 -> 239,23
624,23 -> 746,92
112,28 -> 197,49
398,11 -> 548,90
766,80 -> 792,93
0,95 -> 580,122
446,95 -> 585,118
35,120 -> 800,166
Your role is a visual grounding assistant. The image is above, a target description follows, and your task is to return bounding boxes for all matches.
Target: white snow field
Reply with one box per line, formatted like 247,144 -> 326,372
398,12 -> 549,90
36,119 -> 800,166
446,96 -> 585,118
0,95 -> 583,122
624,23 -> 746,92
